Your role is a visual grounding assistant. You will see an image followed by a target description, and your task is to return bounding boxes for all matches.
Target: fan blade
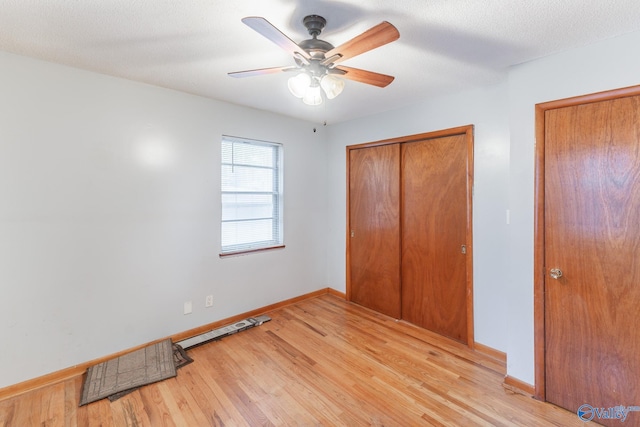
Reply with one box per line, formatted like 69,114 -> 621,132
323,22 -> 399,66
335,66 -> 395,88
242,17 -> 311,62
228,66 -> 297,78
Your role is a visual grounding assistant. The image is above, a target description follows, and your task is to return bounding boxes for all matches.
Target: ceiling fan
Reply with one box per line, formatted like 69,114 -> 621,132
228,15 -> 400,105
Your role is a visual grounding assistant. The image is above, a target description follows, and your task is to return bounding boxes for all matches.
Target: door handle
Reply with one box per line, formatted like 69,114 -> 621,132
550,268 -> 563,279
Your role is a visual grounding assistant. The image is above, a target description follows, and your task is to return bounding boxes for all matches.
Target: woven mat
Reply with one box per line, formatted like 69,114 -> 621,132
107,343 -> 193,402
79,339 -> 177,406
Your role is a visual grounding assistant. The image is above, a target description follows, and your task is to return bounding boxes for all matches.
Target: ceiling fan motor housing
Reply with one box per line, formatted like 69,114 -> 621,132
303,15 -> 326,37
298,15 -> 334,62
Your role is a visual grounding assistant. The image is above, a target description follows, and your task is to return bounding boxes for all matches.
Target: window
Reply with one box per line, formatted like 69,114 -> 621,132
221,136 -> 283,255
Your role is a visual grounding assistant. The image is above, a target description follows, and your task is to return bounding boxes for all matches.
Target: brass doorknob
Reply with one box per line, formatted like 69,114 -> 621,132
550,268 -> 563,279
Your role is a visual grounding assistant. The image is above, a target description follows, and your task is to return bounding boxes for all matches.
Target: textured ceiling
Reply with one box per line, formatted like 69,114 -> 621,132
2,0 -> 640,124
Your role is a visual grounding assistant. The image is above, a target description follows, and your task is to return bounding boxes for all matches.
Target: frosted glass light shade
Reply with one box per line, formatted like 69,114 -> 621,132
287,73 -> 311,98
320,74 -> 345,99
302,85 -> 323,106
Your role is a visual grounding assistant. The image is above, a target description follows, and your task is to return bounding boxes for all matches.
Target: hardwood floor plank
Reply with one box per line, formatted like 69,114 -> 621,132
110,392 -> 148,427
39,382 -> 65,426
0,398 -> 16,427
0,294 -> 587,426
189,347 -> 257,426
173,368 -> 235,426
419,381 -> 509,426
236,332 -> 352,425
249,317 -> 386,425
268,313 -> 421,424
154,381 -> 205,427
137,385 -> 176,426
86,397 -> 115,426
63,378 -> 79,427
261,325 -> 381,422
220,336 -> 316,425
279,303 -> 495,426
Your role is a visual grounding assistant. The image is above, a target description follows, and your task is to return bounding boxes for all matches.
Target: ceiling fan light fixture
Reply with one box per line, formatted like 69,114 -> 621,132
231,16 -> 399,107
320,74 -> 345,99
302,83 -> 323,106
288,72 -> 311,98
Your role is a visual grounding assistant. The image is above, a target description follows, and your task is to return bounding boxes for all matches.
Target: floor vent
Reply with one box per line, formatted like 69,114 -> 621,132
176,315 -> 271,350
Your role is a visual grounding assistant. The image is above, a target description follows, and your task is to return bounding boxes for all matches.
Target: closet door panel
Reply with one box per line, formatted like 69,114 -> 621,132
349,144 -> 401,318
401,135 -> 468,343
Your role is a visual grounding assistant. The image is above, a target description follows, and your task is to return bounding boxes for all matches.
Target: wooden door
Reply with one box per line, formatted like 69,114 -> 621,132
544,94 -> 640,421
348,144 -> 401,318
401,135 -> 469,343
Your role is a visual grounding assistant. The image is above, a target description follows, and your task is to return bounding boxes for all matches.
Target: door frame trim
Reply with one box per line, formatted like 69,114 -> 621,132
533,84 -> 640,400
346,125 -> 475,347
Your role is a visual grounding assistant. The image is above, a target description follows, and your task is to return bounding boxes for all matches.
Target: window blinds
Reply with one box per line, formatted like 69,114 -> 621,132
221,136 -> 283,254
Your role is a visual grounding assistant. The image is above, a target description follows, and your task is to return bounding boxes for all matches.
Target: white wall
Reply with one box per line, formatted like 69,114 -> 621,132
326,82 -> 511,353
506,30 -> 640,384
0,52 -> 328,389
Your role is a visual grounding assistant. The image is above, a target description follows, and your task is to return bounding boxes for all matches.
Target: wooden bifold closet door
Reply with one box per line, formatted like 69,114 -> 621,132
347,128 -> 472,345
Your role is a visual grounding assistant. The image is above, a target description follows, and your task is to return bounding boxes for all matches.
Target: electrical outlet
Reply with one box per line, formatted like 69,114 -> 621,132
184,301 -> 192,315
205,295 -> 213,307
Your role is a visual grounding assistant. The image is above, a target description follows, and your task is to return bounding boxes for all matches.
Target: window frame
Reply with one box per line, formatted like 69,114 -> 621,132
220,135 -> 284,256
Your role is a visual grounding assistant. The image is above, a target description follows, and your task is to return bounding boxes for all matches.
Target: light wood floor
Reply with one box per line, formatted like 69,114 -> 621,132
0,294 -> 584,426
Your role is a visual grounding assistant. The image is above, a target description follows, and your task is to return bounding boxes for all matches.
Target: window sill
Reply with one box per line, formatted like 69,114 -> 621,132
219,245 -> 286,258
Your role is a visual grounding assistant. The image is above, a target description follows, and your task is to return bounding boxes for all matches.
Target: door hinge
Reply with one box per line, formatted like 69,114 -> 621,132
461,245 -> 467,254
